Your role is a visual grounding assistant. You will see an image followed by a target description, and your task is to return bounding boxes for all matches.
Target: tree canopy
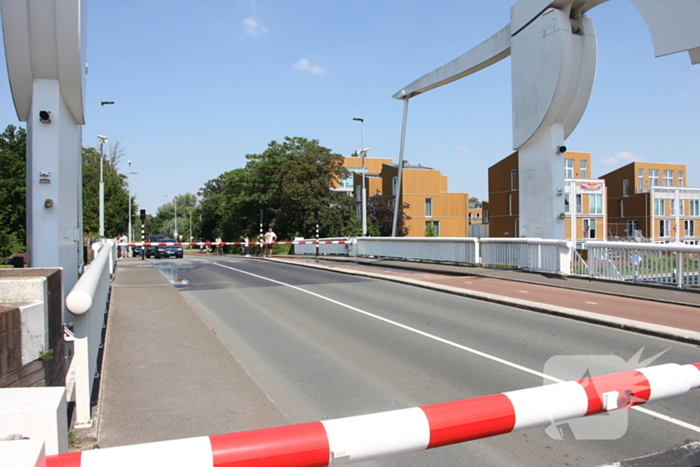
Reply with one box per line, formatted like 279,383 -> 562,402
0,125 -> 27,257
199,137 -> 360,241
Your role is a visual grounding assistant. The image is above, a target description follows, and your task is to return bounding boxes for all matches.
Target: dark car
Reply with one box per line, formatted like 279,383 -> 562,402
145,235 -> 166,258
154,238 -> 183,259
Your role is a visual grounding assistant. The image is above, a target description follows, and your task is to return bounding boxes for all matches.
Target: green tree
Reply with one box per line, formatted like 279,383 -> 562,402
208,137 -> 357,242
424,222 -> 437,237
156,193 -> 198,239
367,194 -> 410,237
0,125 -> 27,257
82,142 -> 133,239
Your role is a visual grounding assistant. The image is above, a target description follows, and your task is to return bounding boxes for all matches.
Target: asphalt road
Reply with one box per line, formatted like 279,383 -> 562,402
159,256 -> 700,467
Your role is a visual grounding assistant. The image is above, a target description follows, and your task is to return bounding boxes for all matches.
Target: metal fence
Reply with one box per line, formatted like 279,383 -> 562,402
292,238 -> 349,255
480,238 -> 571,274
354,237 -> 479,264
584,241 -> 700,288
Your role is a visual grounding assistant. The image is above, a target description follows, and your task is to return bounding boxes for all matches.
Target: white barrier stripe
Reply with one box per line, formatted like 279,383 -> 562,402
322,407 -> 430,465
640,364 -> 692,402
505,381 -> 588,431
80,436 -> 212,467
127,241 -> 347,246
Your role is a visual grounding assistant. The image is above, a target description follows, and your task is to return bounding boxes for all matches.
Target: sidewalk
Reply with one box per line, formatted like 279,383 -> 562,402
95,257 -> 287,448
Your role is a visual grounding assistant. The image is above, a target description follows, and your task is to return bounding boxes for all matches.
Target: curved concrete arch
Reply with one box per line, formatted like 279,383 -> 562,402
0,0 -> 85,124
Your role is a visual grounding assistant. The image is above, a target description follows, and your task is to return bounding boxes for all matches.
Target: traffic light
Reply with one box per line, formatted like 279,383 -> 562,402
140,209 -> 146,221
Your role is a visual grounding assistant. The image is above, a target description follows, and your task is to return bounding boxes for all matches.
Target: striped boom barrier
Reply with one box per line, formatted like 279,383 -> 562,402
127,241 -> 348,247
46,363 -> 700,467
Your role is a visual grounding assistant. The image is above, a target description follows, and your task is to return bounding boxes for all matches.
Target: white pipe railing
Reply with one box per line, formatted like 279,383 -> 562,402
65,240 -> 115,427
479,238 -> 571,274
585,241 -> 700,288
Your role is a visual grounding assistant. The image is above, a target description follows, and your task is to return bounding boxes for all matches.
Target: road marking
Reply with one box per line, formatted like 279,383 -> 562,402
213,262 -> 700,434
519,290 -> 529,294
586,301 -> 598,305
464,281 -> 472,284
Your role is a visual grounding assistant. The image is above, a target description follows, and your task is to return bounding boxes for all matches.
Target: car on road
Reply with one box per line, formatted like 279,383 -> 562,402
154,238 -> 183,259
145,235 -> 166,258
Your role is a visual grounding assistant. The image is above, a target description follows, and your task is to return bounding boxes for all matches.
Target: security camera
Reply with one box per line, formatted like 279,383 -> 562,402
39,110 -> 51,123
97,135 -> 108,144
556,145 -> 567,154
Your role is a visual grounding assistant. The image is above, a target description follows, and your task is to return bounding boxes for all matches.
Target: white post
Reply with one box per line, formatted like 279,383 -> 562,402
392,98 -> 410,237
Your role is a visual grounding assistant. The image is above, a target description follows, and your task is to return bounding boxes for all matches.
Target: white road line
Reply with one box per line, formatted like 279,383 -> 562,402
213,262 -> 700,434
464,281 -> 472,284
586,301 -> 598,305
519,290 -> 529,294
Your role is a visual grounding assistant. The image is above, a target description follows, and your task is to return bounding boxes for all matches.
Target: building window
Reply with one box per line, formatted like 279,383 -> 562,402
660,220 -> 670,237
679,171 -> 684,187
515,218 -> 520,237
564,193 -> 570,213
663,170 -> 674,186
626,220 -> 639,237
637,168 -> 644,191
392,176 -> 398,196
565,159 -> 574,178
622,179 -> 629,197
511,169 -> 517,190
620,200 -> 624,218
691,199 -> 700,217
425,221 -> 440,237
671,199 -> 676,216
654,199 -> 665,216
684,220 -> 695,237
589,194 -> 603,214
583,219 -> 597,239
484,210 -> 489,224
580,159 -> 587,179
425,198 -> 433,217
508,194 -> 513,216
576,194 -> 582,214
649,169 -> 659,186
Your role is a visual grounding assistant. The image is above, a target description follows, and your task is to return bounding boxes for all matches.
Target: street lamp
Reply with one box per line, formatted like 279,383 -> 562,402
127,161 -> 137,254
164,195 -> 177,237
98,100 -> 114,237
186,209 -> 193,245
353,117 -> 368,236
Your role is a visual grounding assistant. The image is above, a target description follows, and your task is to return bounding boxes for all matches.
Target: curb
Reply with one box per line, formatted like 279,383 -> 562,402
266,257 -> 700,346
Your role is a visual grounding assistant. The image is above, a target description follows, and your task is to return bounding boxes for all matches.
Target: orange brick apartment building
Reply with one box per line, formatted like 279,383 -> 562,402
485,151 -> 607,245
338,157 -> 480,237
600,162 -> 699,244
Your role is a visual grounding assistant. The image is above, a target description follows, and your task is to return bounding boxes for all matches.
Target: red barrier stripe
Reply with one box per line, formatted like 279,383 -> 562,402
693,363 -> 700,372
421,394 -> 516,449
45,451 -> 81,467
210,422 -> 329,467
578,370 -> 651,415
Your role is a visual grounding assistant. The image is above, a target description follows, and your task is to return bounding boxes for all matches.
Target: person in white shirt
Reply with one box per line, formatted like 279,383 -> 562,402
263,228 -> 277,258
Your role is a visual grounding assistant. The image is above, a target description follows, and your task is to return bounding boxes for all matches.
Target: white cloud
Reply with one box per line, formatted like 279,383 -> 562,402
243,17 -> 267,36
293,58 -> 326,74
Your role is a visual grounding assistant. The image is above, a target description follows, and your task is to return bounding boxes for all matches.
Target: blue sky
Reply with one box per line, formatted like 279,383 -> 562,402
1,0 -> 698,214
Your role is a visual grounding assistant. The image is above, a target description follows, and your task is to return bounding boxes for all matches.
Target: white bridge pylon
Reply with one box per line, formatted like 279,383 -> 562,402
391,0 -> 700,240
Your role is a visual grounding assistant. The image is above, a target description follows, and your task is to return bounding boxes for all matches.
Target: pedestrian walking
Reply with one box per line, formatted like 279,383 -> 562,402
215,236 -> 223,256
263,227 -> 277,258
241,235 -> 250,256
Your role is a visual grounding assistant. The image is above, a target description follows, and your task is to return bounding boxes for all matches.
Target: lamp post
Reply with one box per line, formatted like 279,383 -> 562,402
127,161 -> 137,254
164,195 -> 177,238
186,209 -> 193,245
353,117 -> 367,236
98,101 -> 114,237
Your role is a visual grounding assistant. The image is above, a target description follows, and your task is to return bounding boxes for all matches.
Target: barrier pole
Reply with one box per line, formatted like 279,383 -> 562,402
45,362 -> 700,467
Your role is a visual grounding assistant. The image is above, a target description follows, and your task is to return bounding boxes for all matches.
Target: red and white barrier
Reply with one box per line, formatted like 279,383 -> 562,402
127,241 -> 348,246
45,363 -> 699,466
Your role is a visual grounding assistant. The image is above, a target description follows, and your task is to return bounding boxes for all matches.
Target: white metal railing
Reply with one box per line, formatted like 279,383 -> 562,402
480,238 -> 571,274
354,237 -> 479,264
584,241 -> 700,288
64,239 -> 115,427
